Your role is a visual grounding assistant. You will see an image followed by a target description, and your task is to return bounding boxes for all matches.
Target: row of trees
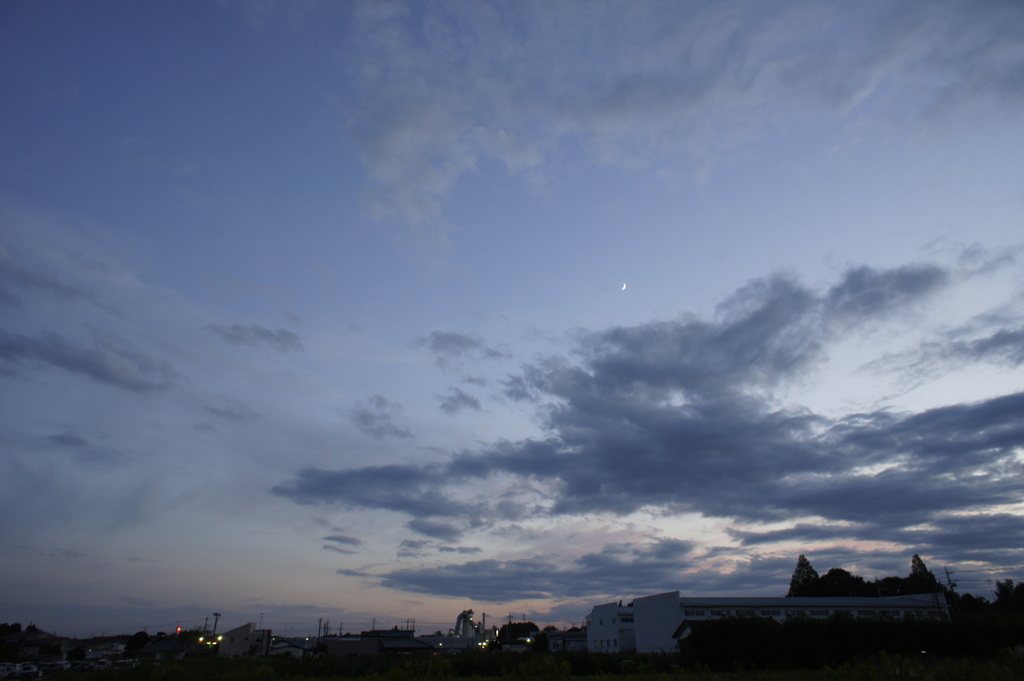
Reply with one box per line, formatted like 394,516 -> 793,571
787,553 -> 944,598
787,553 -> 1024,615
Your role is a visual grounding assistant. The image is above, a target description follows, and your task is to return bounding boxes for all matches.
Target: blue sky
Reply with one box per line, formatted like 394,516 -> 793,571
2,0 -> 1023,637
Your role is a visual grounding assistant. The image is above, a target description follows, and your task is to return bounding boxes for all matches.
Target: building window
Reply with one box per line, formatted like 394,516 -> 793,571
760,610 -> 781,616
710,610 -> 729,617
621,616 -> 634,623
684,610 -> 705,617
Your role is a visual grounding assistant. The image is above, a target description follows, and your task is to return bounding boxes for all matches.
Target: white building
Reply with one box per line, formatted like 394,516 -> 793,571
589,590 -> 951,653
218,623 -> 272,657
585,601 -> 636,653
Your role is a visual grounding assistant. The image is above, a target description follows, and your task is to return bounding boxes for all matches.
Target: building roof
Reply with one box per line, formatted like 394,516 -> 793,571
677,594 -> 946,608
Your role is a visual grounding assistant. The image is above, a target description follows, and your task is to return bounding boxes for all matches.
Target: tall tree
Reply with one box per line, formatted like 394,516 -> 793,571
993,579 -> 1024,615
903,554 -> 942,594
787,554 -> 820,597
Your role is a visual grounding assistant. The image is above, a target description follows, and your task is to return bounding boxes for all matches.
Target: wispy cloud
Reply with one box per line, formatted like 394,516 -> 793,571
350,395 -> 413,439
323,534 -> 364,555
347,1 -> 1024,229
437,386 -> 481,415
414,331 -> 507,371
206,324 -> 304,353
0,249 -> 84,307
0,329 -> 177,393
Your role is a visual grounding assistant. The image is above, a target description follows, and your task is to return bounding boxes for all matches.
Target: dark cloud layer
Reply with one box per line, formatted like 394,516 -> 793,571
407,518 -> 463,542
378,538 -> 697,602
274,264 -> 1024,599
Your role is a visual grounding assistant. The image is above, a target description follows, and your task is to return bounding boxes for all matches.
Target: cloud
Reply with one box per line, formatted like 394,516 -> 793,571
48,433 -> 90,448
414,331 -> 507,373
323,532 -> 364,557
866,322 -> 1024,388
439,545 -> 482,554
0,248 -> 84,307
406,518 -> 462,542
823,264 -> 949,323
376,538 -> 697,602
0,329 -> 177,393
273,262 -> 1024,569
270,463 -> 477,519
346,1 -> 1024,228
350,395 -> 413,439
437,386 -> 481,415
397,539 -> 431,558
323,545 -> 358,555
204,400 -> 260,422
323,534 -> 364,547
206,324 -> 303,353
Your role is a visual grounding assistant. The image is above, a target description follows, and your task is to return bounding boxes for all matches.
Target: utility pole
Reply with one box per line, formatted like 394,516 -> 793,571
944,567 -> 960,614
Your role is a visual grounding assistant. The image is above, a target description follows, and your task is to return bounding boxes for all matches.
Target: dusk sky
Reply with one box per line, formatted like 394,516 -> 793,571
2,0 -> 1023,638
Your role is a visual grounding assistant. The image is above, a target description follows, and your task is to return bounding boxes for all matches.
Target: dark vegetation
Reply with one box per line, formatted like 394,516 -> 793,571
680,612 -> 1024,671
44,647 -> 1024,681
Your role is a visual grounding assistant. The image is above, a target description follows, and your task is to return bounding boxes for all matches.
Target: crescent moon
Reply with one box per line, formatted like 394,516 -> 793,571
621,283 -> 627,291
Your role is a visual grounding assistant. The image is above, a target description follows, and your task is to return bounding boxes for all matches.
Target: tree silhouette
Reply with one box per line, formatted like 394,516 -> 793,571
903,554 -> 942,594
788,554 -> 820,596
126,631 -> 150,653
496,621 -> 539,645
994,579 -> 1024,615
818,567 -> 871,597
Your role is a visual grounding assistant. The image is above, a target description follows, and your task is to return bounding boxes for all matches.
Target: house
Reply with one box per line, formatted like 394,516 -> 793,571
317,628 -> 439,657
546,629 -> 588,652
134,634 -> 208,660
588,590 -> 951,653
269,637 -> 313,658
85,642 -> 126,661
2,629 -> 76,662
